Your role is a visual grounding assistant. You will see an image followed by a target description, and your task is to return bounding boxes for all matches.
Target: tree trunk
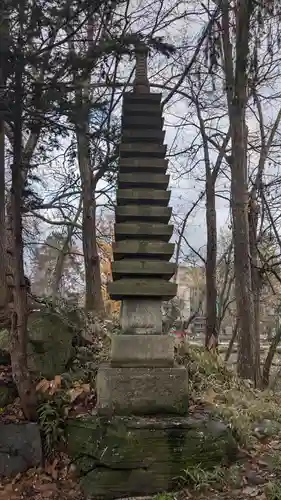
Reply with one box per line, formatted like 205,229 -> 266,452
75,88 -> 104,314
9,14 -> 37,420
205,172 -> 218,348
262,327 -> 281,388
0,2 -> 9,321
221,0 -> 256,381
248,198 -> 261,386
225,320 -> 238,363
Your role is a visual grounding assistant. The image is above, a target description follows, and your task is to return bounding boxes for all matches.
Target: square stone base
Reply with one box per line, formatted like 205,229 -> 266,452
67,414 -> 238,499
96,363 -> 188,415
111,334 -> 174,366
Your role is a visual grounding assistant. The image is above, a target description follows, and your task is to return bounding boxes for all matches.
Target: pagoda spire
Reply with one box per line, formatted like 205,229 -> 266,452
133,42 -> 150,93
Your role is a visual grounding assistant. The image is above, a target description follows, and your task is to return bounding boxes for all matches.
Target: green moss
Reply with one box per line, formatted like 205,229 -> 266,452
67,415 -> 238,498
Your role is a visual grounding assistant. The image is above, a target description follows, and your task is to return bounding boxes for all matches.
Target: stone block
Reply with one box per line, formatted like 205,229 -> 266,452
122,114 -> 163,129
96,364 -> 188,415
67,414 -> 238,499
119,157 -> 168,173
122,129 -> 165,143
117,188 -> 170,206
0,423 -> 42,477
118,173 -> 169,189
122,103 -> 161,116
111,334 -> 174,366
115,222 -> 173,241
111,260 -> 176,280
120,143 -> 167,158
115,205 -> 172,223
113,241 -> 174,260
123,91 -> 162,104
120,298 -> 162,334
108,278 -> 177,300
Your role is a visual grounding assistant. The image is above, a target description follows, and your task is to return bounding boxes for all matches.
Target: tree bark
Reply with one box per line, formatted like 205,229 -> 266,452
75,89 -> 104,314
0,2 -> 9,321
9,7 -> 37,420
262,327 -> 281,388
221,0 -> 256,381
205,171 -> 218,348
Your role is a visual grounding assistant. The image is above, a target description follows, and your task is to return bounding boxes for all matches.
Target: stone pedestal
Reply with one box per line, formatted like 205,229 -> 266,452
67,414 -> 238,500
96,364 -> 188,415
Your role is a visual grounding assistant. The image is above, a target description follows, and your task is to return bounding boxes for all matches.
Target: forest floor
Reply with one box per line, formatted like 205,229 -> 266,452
2,343 -> 281,500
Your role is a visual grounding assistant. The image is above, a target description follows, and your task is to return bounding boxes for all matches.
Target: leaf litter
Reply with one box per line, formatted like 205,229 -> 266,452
2,343 -> 281,499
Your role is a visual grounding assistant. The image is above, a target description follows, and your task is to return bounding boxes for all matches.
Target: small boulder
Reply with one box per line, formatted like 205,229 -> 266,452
0,310 -> 76,379
0,423 -> 42,477
0,380 -> 17,407
27,309 -> 75,379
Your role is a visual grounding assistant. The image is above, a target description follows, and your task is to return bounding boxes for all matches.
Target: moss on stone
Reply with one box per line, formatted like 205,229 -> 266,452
67,414 -> 238,499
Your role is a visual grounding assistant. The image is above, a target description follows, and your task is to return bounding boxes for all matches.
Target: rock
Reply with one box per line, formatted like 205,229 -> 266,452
0,380 -> 17,407
67,413 -> 238,499
27,310 -> 75,379
0,423 -> 42,477
253,419 -> 281,439
0,311 -> 76,379
245,470 -> 265,486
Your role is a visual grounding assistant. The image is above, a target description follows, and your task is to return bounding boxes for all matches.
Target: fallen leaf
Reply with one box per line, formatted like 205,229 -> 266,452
45,458 -> 59,480
36,378 -> 50,393
242,485 -> 262,497
68,383 -> 90,403
204,387 -> 217,404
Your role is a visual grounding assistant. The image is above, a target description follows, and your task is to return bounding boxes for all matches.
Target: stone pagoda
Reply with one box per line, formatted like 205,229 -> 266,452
67,43 -> 237,500
99,43 -> 187,416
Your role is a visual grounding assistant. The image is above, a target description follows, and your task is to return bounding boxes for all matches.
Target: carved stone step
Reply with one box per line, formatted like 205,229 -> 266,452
122,103 -> 161,117
113,241 -> 174,260
122,114 -> 163,129
111,335 -> 175,367
120,143 -> 167,158
115,222 -> 173,241
123,92 -> 161,105
115,205 -> 172,224
118,173 -> 169,189
111,260 -> 176,280
119,157 -> 168,173
117,189 -> 170,206
122,129 -> 165,143
108,278 -> 177,300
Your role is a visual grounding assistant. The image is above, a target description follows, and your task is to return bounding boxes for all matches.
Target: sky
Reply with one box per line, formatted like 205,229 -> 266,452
33,0 -> 281,265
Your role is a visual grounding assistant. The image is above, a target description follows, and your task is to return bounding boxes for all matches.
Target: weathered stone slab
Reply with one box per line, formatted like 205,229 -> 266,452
27,310 -> 75,378
122,114 -> 163,129
120,298 -> 162,334
0,423 -> 42,477
115,222 -> 173,241
67,414 -> 238,499
118,173 -> 169,189
119,157 -> 168,172
108,278 -> 177,300
117,188 -> 170,206
123,91 -> 162,104
120,143 -> 167,158
122,103 -> 161,116
111,335 -> 174,366
111,260 -> 176,280
96,364 -> 188,415
116,206 -> 172,223
122,129 -> 165,143
113,241 -> 174,260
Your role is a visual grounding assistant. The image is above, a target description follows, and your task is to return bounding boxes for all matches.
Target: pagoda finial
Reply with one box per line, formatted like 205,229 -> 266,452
133,42 -> 150,93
